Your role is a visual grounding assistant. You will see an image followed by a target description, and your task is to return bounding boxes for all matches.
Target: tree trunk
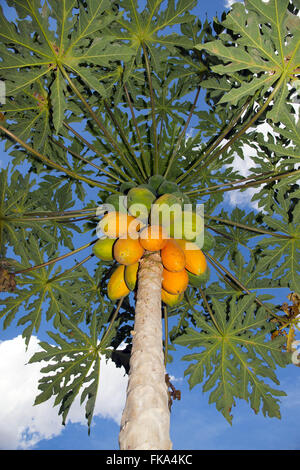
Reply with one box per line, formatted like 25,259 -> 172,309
119,251 -> 172,450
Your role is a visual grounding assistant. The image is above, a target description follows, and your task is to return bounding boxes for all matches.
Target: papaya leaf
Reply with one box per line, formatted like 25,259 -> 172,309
174,293 -> 290,423
255,188 -> 300,291
0,232 -> 96,344
50,69 -> 67,134
259,109 -> 300,167
197,0 -> 300,119
0,0 -> 133,140
206,208 -> 260,262
28,311 -> 102,432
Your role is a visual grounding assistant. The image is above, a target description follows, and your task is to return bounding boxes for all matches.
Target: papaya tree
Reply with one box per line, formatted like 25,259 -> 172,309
0,0 -> 300,450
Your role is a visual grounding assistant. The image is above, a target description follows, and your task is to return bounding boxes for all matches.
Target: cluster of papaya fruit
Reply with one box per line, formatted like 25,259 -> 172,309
93,175 -> 215,307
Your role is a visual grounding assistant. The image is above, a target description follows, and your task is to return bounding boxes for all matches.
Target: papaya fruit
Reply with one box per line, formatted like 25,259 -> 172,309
150,193 -> 182,232
161,239 -> 185,272
161,288 -> 184,307
104,194 -> 124,212
113,237 -> 144,265
162,267 -> 189,295
120,182 -> 137,194
137,184 -> 157,196
171,191 -> 191,206
107,264 -> 130,301
148,175 -> 165,192
175,239 -> 207,275
188,267 -> 210,288
139,225 -> 168,251
170,210 -> 203,242
157,180 -> 179,196
93,237 -> 116,261
127,187 -> 156,221
98,212 -> 141,239
125,262 -> 139,290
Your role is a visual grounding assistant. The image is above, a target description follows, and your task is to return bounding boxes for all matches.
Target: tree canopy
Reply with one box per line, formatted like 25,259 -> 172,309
0,0 -> 299,436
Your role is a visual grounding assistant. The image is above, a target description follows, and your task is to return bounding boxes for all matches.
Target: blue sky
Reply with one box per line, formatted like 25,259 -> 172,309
1,0 -> 300,452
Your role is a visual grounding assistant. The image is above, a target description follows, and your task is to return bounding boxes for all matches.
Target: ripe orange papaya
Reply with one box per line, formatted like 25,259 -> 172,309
161,288 -> 184,307
93,237 -> 116,261
125,262 -> 139,290
176,239 -> 207,275
107,264 -> 130,301
139,225 -> 168,251
113,238 -> 144,265
162,267 -> 188,295
98,212 -> 142,239
161,239 -> 185,272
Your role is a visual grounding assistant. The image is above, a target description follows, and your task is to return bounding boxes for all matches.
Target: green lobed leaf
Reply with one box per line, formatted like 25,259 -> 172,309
196,0 -> 300,118
174,293 -> 290,423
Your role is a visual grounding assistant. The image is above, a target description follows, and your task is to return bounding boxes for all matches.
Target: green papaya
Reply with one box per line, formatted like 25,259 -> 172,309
148,175 -> 165,192
171,191 -> 191,206
127,187 -> 156,221
194,229 -> 215,251
188,267 -> 210,288
93,237 -> 116,261
124,262 -> 139,290
104,194 -> 123,212
170,210 -> 204,242
157,180 -> 179,196
120,182 -> 137,194
150,193 -> 182,231
137,183 -> 157,196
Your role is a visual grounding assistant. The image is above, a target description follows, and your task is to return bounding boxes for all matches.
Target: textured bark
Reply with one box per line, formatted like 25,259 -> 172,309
119,251 -> 172,450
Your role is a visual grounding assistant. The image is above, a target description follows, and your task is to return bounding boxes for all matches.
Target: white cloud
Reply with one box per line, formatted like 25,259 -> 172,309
0,335 -> 128,450
169,375 -> 183,383
225,144 -> 261,210
225,0 -> 241,7
225,0 -> 269,6
224,121 -> 280,211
